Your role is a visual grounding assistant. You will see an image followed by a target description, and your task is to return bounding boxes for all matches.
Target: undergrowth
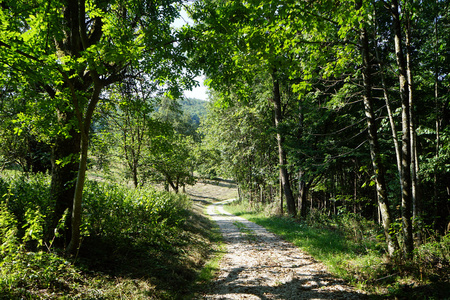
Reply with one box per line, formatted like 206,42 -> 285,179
0,171 -> 218,299
225,199 -> 450,299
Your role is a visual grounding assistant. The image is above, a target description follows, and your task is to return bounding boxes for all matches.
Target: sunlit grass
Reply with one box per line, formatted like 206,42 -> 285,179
194,224 -> 225,287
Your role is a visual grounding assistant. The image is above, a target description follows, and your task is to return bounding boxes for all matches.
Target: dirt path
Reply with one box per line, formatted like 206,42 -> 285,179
202,200 -> 368,300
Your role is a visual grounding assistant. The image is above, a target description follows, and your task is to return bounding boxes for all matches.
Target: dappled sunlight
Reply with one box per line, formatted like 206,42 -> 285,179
204,200 -> 368,299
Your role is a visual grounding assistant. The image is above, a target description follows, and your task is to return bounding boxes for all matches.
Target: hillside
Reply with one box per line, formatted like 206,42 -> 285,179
181,98 -> 208,125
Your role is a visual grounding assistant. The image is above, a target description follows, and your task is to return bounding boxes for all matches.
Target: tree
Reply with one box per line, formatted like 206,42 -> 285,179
0,0 -> 194,254
107,77 -> 157,188
189,1 -> 311,215
147,132 -> 196,193
357,0 -> 399,257
200,86 -> 277,203
388,0 -> 414,258
190,0 -> 449,254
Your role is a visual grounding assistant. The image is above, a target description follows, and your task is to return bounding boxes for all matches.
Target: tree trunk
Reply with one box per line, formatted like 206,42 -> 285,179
259,184 -> 263,204
391,0 -> 413,258
433,1 -> 441,234
66,127 -> 88,254
238,185 -> 242,201
49,0 -> 83,248
132,167 -> 138,188
271,69 -> 296,217
373,14 -> 402,186
297,94 -> 307,218
279,169 -> 284,215
66,80 -> 103,255
48,116 -> 80,246
297,170 -> 308,218
167,175 -> 179,193
405,13 -> 421,245
358,10 -> 399,257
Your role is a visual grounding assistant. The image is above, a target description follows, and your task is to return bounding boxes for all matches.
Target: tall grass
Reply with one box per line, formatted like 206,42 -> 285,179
0,171 -> 213,299
83,180 -> 191,247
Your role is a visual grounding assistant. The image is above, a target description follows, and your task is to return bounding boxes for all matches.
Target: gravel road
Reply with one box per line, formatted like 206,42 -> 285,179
202,200 -> 368,299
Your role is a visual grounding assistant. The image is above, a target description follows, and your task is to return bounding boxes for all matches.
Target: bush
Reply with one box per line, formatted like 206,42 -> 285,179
0,172 -> 198,298
413,234 -> 450,281
333,208 -> 383,254
0,171 -> 51,241
0,198 -> 80,299
83,181 -> 191,248
0,250 -> 81,299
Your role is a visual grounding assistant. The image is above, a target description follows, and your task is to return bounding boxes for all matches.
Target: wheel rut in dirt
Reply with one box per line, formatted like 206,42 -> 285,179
202,200 -> 368,299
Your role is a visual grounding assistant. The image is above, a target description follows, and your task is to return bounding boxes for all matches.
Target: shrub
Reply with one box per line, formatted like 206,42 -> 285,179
413,233 -> 450,281
83,181 -> 191,248
0,172 -> 51,241
0,199 -> 79,299
0,203 -> 19,256
0,172 -> 197,298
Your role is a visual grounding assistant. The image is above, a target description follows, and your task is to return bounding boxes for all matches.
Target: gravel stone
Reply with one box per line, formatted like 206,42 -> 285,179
202,200 -> 368,299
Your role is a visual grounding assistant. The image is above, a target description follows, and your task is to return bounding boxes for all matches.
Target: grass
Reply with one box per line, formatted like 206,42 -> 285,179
193,218 -> 226,297
224,199 -> 450,299
233,221 -> 258,242
0,171 -> 232,299
192,183 -> 234,295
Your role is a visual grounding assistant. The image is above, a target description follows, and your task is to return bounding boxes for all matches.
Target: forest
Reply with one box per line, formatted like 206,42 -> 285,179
0,0 -> 449,298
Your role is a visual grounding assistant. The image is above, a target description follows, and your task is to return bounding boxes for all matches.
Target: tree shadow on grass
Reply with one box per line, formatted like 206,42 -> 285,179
202,178 -> 237,189
189,193 -> 222,203
76,208 -> 218,299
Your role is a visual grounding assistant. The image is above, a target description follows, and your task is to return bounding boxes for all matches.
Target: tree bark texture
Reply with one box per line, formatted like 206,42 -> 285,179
391,0 -> 413,258
405,13 -> 422,244
49,117 -> 80,246
359,12 -> 399,257
271,70 -> 296,217
298,171 -> 307,218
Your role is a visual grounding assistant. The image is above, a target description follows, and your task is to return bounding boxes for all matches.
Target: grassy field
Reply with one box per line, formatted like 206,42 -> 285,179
185,178 -> 238,203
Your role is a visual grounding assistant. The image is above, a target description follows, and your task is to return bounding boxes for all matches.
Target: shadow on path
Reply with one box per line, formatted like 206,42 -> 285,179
202,201 -> 368,299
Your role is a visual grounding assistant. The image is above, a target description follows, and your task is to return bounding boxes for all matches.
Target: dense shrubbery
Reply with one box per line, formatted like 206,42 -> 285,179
83,181 -> 190,246
0,171 -> 202,299
0,172 -> 51,240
